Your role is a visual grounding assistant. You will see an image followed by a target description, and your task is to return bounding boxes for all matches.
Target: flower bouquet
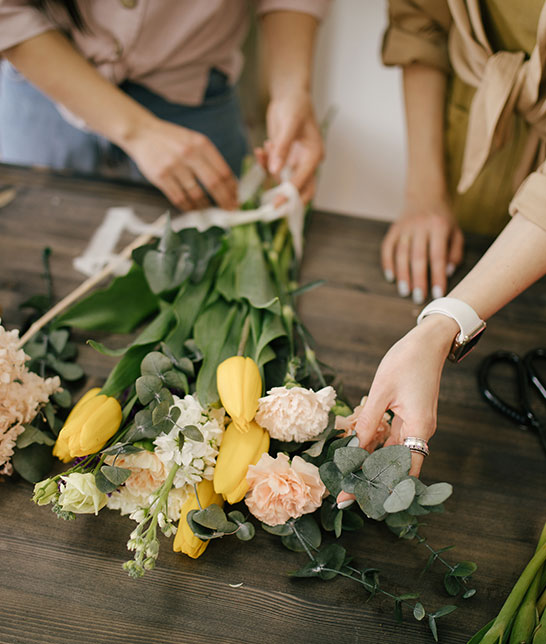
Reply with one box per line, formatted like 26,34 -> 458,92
10,172 -> 475,641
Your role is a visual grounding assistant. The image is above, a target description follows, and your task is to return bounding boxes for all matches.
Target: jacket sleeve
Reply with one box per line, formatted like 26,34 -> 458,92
0,0 -> 56,53
382,0 -> 452,73
509,163 -> 546,232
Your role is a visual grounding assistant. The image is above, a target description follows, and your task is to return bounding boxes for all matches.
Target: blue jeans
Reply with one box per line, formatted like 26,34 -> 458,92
0,63 -> 248,179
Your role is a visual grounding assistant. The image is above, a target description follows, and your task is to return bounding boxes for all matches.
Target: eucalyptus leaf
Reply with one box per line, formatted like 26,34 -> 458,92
227,511 -> 246,524
261,523 -> 293,537
45,356 -> 84,381
354,479 -> 389,521
451,561 -> 477,578
100,343 -> 159,398
334,509 -> 343,538
236,522 -> 255,541
320,498 -> 339,532
136,375 -> 162,405
100,465 -> 131,487
428,616 -> 438,642
361,445 -> 412,487
52,388 -> 71,408
141,351 -> 173,377
12,443 -> 54,482
101,442 -> 143,456
162,369 -> 189,393
16,425 -> 55,449
334,446 -> 368,476
383,478 -> 416,513
192,504 -> 228,530
319,461 -> 343,497
125,410 -> 157,441
281,515 -> 321,552
181,425 -> 203,442
418,482 -> 453,507
48,328 -> 69,354
431,605 -> 457,619
443,573 -> 460,596
342,511 -> 364,532
413,602 -> 426,621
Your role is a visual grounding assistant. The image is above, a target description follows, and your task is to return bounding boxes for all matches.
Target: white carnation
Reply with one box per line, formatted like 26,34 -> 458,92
255,385 -> 337,442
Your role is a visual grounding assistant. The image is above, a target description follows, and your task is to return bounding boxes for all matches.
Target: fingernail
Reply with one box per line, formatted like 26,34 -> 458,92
446,262 -> 456,277
412,288 -> 424,304
269,156 -> 281,175
347,435 -> 360,447
432,285 -> 444,299
384,268 -> 395,283
397,281 -> 410,297
337,499 -> 355,510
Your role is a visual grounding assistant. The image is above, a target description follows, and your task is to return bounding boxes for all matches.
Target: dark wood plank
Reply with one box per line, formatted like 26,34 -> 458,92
0,164 -> 545,644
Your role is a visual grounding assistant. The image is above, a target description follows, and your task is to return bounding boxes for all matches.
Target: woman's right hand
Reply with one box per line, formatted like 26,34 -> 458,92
381,196 -> 464,304
122,117 -> 239,212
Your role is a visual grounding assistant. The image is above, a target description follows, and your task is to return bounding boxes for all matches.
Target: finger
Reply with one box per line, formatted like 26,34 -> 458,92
381,227 -> 398,283
268,119 -> 300,175
410,229 -> 428,304
336,490 -> 356,509
394,233 -> 411,297
429,226 -> 449,299
288,145 -> 323,196
299,175 -> 316,205
254,147 -> 267,170
447,227 -> 465,277
159,176 -> 192,212
409,452 -> 425,477
190,156 -> 238,210
175,168 -> 208,210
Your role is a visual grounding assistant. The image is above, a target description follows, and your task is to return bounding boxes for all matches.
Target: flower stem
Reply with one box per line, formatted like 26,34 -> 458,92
237,314 -> 251,357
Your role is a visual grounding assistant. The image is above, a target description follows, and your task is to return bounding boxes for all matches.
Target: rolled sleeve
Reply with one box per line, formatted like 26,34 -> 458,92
382,0 -> 451,73
508,164 -> 546,232
255,0 -> 330,21
0,0 -> 56,53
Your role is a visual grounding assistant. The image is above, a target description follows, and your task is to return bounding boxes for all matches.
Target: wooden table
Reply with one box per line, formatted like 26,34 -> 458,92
0,165 -> 545,644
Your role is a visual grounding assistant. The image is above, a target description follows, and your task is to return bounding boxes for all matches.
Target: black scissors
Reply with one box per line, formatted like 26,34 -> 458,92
478,348 -> 546,455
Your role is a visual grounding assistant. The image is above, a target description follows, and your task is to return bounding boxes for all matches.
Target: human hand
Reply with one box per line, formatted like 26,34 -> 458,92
255,91 -> 323,204
336,315 -> 457,508
381,197 -> 464,304
123,117 -> 238,211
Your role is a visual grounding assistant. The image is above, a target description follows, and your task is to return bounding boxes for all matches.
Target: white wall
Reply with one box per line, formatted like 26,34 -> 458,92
312,0 -> 407,221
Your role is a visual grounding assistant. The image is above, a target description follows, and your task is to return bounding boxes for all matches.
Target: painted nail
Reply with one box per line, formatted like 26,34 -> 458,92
384,268 -> 395,283
347,435 -> 360,447
412,288 -> 424,304
397,280 -> 410,297
431,285 -> 444,299
446,262 -> 456,277
337,499 -> 355,510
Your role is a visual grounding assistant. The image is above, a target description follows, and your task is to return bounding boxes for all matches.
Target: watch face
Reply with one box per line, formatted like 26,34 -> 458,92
449,323 -> 487,363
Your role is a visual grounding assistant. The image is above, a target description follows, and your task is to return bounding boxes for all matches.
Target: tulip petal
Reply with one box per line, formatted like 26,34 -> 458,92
217,356 -> 262,434
223,425 -> 270,504
64,388 -> 102,425
174,479 -> 223,558
75,397 -> 122,457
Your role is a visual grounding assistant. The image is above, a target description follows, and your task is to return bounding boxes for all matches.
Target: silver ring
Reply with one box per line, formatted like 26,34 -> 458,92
403,436 -> 429,457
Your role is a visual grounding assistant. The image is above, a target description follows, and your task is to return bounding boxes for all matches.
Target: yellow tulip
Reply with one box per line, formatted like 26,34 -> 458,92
53,389 -> 122,463
216,356 -> 262,433
213,420 -> 270,504
173,478 -> 224,558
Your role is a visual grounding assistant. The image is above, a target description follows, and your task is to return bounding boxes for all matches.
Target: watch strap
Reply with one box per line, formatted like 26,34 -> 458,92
417,297 -> 484,343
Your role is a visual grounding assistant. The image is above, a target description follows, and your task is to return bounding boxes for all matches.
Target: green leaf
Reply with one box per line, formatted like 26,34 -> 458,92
162,369 -> 189,393
463,588 -> 477,599
431,605 -> 457,619
334,446 -> 368,476
11,443 -> 54,482
45,356 -> 84,381
385,511 -> 419,539
20,293 -> 51,314
192,504 -> 228,530
319,461 -> 343,497
152,400 -> 170,425
361,444 -> 412,487
48,329 -> 69,354
252,311 -> 286,367
136,375 -> 162,405
281,515 -> 322,552
100,465 -> 131,487
100,343 -> 157,397
287,279 -> 326,297
56,264 -> 158,332
341,510 -> 364,532
16,425 -> 55,449
383,478 -> 416,513
443,573 -> 461,596
466,619 -> 495,644
141,351 -> 173,377
237,226 -> 279,311
316,544 -> 347,580
125,410 -> 158,441
236,522 -> 255,541
429,616 -> 439,642
262,522 -> 293,537
413,602 -> 426,621
354,479 -> 389,521
52,388 -> 71,408
101,442 -> 143,456
334,509 -> 343,538
43,402 -> 56,429
180,226 -> 224,284
451,561 -> 477,578
320,498 -> 339,531
181,425 -> 203,442
418,482 -> 453,506
95,469 -> 120,494
227,511 -> 246,524
143,222 -> 194,294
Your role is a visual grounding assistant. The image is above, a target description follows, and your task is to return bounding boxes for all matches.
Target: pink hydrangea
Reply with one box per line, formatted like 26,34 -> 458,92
245,453 -> 326,526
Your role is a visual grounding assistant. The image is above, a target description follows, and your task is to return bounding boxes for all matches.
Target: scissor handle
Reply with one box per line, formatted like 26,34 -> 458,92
478,351 -> 533,428
524,348 -> 546,403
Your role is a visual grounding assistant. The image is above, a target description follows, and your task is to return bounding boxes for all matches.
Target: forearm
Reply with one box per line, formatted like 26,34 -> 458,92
449,214 -> 546,320
3,30 -> 154,149
403,63 -> 448,201
260,11 -> 318,98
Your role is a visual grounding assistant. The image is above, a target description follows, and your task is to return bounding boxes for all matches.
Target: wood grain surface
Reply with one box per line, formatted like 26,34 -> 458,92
0,164 -> 545,644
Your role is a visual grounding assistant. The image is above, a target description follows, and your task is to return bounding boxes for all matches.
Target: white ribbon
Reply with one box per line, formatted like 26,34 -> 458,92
74,170 -> 305,277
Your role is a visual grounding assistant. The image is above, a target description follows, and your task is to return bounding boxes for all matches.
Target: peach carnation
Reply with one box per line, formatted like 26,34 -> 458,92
335,396 -> 391,453
245,453 -> 326,526
255,385 -> 336,442
0,323 -> 61,476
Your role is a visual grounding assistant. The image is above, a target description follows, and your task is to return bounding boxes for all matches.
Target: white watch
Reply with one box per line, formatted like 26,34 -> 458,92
417,297 -> 487,362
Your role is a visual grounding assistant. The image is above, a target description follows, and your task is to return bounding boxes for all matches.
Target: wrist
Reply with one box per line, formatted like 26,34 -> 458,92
416,314 -> 459,355
109,105 -> 158,152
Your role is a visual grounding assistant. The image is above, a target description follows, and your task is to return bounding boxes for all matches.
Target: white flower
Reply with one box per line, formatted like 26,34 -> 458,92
107,484 -> 190,522
255,385 -> 337,442
58,473 -> 107,515
153,394 -> 224,488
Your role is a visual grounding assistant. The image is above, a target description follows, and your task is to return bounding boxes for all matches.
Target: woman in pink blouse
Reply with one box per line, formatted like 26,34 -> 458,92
0,0 -> 328,210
